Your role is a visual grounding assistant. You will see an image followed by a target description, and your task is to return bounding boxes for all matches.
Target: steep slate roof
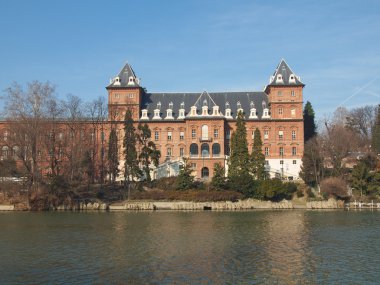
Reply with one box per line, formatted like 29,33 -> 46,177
268,59 -> 304,86
141,91 -> 269,120
107,63 -> 139,88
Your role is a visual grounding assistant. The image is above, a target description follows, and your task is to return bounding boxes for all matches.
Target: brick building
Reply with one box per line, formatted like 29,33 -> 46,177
106,59 -> 304,180
0,59 -> 304,181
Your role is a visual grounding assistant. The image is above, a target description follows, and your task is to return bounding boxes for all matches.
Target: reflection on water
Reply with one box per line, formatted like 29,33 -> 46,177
1,211 -> 380,284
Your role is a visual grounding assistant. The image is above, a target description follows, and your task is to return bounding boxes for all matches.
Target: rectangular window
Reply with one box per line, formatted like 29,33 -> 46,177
180,148 -> 184,157
278,91 -> 282,96
278,108 -> 283,115
226,130 -> 230,139
265,147 -> 269,156
279,131 -> 283,140
191,163 -> 196,170
192,129 -> 196,138
292,130 -> 296,140
264,130 -> 269,140
180,131 -> 184,140
154,131 -> 159,141
252,131 -> 255,139
167,131 -> 172,141
292,147 -> 297,156
279,147 -> 284,156
293,160 -> 297,164
291,109 -> 296,117
114,94 -> 120,99
167,148 -> 172,157
214,129 -> 219,139
291,90 -> 295,96
129,94 -> 134,98
280,160 -> 284,165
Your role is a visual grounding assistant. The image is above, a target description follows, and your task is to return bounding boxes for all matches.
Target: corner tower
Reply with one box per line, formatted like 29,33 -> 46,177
106,63 -> 143,121
265,59 -> 304,120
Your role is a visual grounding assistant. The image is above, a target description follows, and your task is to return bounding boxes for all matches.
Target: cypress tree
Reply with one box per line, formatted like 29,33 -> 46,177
228,111 -> 249,178
372,105 -> 380,155
250,128 -> 266,180
138,123 -> 161,181
211,163 -> 226,190
176,158 -> 194,190
303,101 -> 317,142
107,128 -> 119,184
123,109 -> 141,188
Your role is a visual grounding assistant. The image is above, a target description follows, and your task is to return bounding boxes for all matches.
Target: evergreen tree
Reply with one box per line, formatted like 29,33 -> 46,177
372,105 -> 380,154
228,111 -> 249,178
303,101 -> 317,142
107,128 -> 119,184
138,123 -> 161,181
250,128 -> 266,180
351,161 -> 370,196
211,163 -> 226,190
176,158 -> 194,190
123,109 -> 141,187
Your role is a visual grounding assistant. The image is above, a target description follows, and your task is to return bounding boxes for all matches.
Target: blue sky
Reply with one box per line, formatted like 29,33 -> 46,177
0,0 -> 379,118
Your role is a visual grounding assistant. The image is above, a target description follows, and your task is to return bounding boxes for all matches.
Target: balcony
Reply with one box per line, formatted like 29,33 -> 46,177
199,137 -> 213,143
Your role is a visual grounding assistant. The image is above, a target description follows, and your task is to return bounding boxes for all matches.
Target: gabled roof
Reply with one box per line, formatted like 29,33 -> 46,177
107,62 -> 140,88
141,91 -> 269,120
268,59 -> 304,86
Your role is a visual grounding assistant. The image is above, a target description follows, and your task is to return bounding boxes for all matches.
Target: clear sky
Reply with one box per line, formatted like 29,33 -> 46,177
0,0 -> 379,118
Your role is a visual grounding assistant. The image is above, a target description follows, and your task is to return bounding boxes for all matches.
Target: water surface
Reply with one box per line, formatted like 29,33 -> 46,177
0,210 -> 379,284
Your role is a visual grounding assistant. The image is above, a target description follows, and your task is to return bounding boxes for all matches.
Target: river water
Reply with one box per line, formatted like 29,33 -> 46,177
0,210 -> 379,284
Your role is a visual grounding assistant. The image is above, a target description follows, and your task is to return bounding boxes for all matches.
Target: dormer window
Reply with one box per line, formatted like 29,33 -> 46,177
180,102 -> 185,109
225,102 -> 232,118
276,74 -> 284,83
157,101 -> 161,110
140,109 -> 149,120
262,108 -> 270,119
212,106 -> 220,116
249,108 -> 257,119
169,101 -> 173,109
262,101 -> 266,109
250,101 -> 255,109
127,76 -> 135,85
153,109 -> 161,120
165,109 -> 174,120
203,99 -> 208,106
202,105 -> 209,116
289,74 -> 296,84
237,101 -> 241,110
114,77 -> 121,86
190,106 -> 197,116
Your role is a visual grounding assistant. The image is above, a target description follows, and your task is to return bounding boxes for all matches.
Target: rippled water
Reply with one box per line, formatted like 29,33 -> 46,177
0,210 -> 380,284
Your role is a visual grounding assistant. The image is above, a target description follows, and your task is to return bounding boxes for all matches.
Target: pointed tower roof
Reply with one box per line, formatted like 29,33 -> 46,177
268,59 -> 304,87
107,62 -> 140,88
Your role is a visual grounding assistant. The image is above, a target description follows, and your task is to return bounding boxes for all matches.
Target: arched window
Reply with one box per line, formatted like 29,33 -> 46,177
201,167 -> 209,179
201,125 -> 208,140
201,143 -> 209,157
190,143 -> 198,157
212,143 -> 221,157
12,146 -> 19,159
1,146 -> 9,158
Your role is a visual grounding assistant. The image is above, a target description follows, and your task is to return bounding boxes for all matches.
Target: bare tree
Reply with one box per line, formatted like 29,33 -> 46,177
3,81 -> 56,188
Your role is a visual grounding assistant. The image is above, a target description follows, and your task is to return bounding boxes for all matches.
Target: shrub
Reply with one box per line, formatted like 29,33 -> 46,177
227,173 -> 258,198
256,179 -> 297,201
320,177 -> 349,199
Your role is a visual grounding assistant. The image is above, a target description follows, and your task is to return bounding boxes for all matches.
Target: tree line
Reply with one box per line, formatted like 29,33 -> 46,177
301,101 -> 380,199
0,81 -> 160,194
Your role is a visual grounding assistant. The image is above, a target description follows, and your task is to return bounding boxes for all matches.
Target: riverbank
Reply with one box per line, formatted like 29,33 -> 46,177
0,198 -> 347,211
